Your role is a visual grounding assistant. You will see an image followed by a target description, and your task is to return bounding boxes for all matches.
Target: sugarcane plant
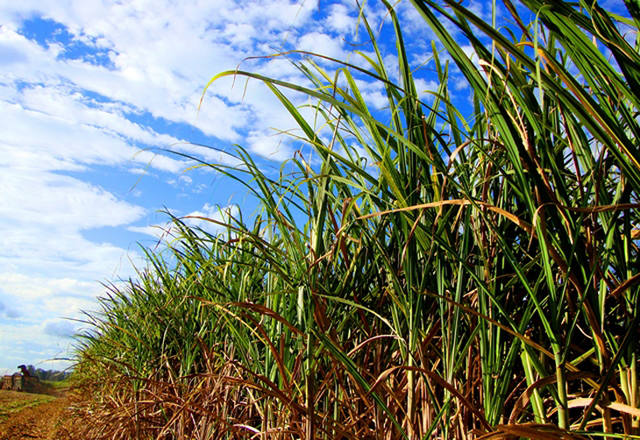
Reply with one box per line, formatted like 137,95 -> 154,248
73,0 -> 640,438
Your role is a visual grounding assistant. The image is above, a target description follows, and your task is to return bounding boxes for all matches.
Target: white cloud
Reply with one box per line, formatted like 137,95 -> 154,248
0,321 -> 78,372
1,89 -> 189,174
185,203 -> 240,231
247,131 -> 296,161
467,0 -> 493,22
453,76 -> 469,91
326,4 -> 355,34
0,225 -> 143,281
43,319 -> 79,338
413,77 -> 439,102
129,167 -> 150,175
0,271 -> 115,370
298,31 -> 347,60
0,170 -> 144,229
0,158 -> 147,370
0,0 -> 326,147
129,202 -> 241,241
127,224 -> 173,241
0,0 -> 360,373
0,0 -> 357,169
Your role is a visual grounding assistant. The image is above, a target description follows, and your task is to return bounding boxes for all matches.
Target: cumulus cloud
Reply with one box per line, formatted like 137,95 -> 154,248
0,0 -> 325,149
0,0 -> 368,372
1,0 -> 474,375
43,320 -> 78,338
129,203 -> 241,241
413,77 -> 440,103
298,31 -> 347,60
185,203 -> 241,231
326,4 -> 355,34
0,171 -> 145,229
247,131 -> 296,161
127,224 -> 173,242
0,301 -> 19,319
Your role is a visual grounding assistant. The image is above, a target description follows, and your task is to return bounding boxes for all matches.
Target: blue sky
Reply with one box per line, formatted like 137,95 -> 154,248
0,0 -> 631,375
0,0 -> 413,374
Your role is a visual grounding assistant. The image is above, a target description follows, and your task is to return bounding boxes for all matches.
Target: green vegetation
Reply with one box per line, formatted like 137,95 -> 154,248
73,0 -> 640,438
41,377 -> 73,390
22,364 -> 71,382
0,391 -> 55,423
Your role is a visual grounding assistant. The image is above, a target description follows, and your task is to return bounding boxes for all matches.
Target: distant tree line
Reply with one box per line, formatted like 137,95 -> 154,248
24,365 -> 70,381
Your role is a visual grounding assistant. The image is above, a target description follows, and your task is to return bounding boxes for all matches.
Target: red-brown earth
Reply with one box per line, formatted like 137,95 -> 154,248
0,389 -> 77,440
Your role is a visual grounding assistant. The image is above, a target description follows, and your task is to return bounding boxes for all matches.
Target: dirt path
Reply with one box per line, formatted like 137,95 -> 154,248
0,391 -> 75,440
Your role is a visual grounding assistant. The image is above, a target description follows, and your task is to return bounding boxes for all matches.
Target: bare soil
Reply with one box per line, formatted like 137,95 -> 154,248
0,390 -> 77,440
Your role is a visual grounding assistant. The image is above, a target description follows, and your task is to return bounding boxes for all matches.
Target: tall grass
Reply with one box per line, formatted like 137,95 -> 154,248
72,0 -> 640,438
